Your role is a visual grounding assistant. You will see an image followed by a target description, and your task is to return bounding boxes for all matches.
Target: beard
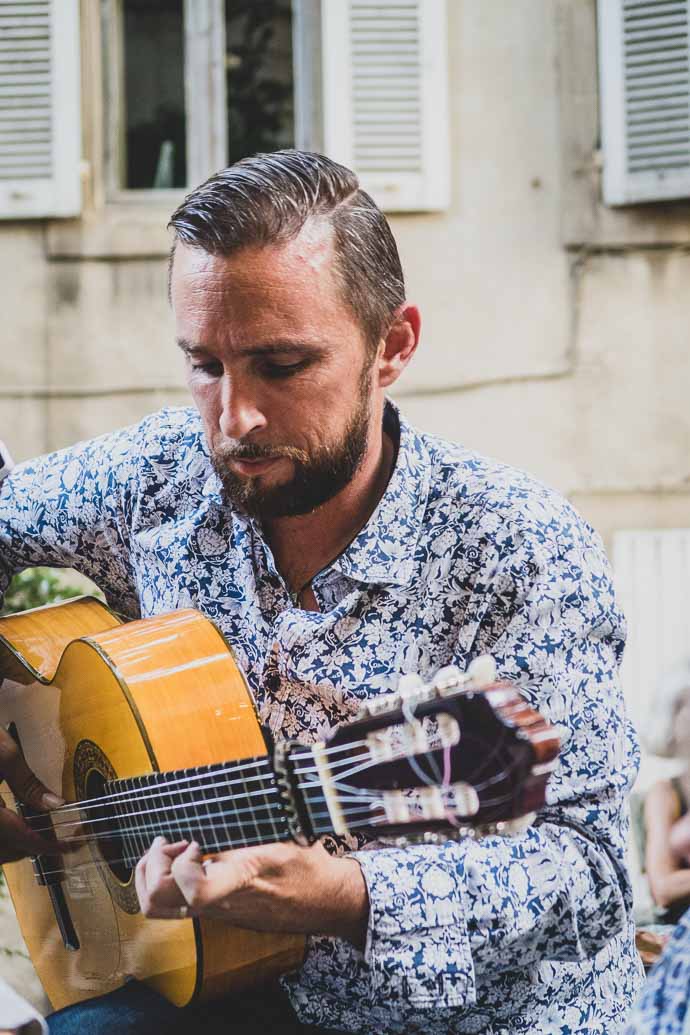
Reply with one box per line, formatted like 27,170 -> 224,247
210,369 -> 373,521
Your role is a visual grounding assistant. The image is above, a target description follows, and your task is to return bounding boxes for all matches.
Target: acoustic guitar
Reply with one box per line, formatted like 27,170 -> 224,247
0,597 -> 559,1010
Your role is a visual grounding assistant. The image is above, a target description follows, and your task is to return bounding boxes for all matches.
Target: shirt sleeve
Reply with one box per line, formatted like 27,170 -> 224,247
285,518 -> 639,1026
0,428 -> 140,615
624,909 -> 690,1034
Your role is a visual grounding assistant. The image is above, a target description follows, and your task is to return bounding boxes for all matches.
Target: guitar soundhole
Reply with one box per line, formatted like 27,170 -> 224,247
83,767 -> 131,885
73,739 -> 140,914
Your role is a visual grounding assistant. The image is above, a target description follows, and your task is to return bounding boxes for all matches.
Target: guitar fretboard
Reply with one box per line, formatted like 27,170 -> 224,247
106,755 -> 291,865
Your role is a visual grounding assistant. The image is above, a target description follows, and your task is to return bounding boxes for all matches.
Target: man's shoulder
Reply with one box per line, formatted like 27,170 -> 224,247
417,428 -> 597,558
126,406 -> 204,452
114,406 -> 209,492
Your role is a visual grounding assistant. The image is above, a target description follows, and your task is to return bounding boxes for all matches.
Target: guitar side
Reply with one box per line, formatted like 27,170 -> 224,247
0,601 -> 304,1009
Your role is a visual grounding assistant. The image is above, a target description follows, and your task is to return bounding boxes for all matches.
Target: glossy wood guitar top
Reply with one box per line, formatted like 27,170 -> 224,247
0,598 -> 304,1009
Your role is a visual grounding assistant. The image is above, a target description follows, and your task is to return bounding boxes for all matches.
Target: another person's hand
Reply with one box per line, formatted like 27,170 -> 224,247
0,727 -> 72,864
136,836 -> 369,948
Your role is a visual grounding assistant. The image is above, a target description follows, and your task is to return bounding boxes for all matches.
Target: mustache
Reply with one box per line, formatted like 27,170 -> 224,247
213,441 -> 310,465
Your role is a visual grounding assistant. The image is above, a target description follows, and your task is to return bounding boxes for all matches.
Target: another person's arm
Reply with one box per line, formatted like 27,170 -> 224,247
645,781 -> 690,910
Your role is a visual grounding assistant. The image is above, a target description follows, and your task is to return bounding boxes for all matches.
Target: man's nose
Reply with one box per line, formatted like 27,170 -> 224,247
218,374 -> 267,440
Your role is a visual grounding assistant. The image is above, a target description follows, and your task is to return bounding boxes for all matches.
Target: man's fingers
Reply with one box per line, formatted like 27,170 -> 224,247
0,734 -> 64,812
0,808 -> 64,864
170,841 -> 213,907
171,843 -> 247,911
135,837 -> 191,917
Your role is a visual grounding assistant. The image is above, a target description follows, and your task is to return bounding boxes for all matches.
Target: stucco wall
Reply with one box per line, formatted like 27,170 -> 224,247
1,0 -> 689,552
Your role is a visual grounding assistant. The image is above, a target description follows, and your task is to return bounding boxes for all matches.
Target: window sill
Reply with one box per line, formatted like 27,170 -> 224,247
45,203 -> 177,259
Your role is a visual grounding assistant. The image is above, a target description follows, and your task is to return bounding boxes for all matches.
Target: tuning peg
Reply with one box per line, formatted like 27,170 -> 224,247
383,792 -> 410,823
397,672 -> 425,697
433,665 -> 466,696
450,782 -> 480,817
466,655 -> 497,687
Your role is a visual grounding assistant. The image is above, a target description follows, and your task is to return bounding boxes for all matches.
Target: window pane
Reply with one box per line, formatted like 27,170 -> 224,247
225,0 -> 295,166
122,0 -> 187,189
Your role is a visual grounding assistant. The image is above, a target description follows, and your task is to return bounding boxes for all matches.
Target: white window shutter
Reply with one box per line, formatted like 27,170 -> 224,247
0,0 -> 81,219
613,529 -> 690,734
321,0 -> 450,212
598,0 -> 690,205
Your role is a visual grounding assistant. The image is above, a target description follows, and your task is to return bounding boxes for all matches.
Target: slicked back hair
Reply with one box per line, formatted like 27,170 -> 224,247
168,150 -> 406,354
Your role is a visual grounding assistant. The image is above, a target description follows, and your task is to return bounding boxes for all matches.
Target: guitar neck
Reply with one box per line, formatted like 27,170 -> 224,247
106,746 -> 330,862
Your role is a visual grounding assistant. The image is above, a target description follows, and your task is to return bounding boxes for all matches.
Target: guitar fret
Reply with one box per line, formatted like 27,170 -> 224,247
129,776 -> 148,857
211,761 -> 237,848
234,764 -> 254,847
167,764 -> 198,847
106,756 -> 293,861
112,793 -> 137,868
259,758 -> 282,845
193,765 -> 220,852
297,747 -> 331,837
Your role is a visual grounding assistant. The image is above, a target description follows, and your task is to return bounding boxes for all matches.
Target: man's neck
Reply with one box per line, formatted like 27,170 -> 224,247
264,420 -> 395,604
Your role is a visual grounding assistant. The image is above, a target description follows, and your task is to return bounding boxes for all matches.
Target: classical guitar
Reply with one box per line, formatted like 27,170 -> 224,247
0,598 -> 559,1010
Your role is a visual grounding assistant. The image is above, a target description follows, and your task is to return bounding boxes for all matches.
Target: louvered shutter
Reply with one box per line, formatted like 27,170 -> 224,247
613,529 -> 690,732
598,0 -> 690,205
320,0 -> 450,212
0,0 -> 81,219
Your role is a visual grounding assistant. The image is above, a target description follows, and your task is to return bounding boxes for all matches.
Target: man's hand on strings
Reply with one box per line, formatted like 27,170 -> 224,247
0,727 -> 73,864
136,836 -> 369,948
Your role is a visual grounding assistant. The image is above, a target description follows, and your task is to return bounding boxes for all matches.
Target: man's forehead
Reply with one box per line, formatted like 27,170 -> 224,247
170,219 -> 337,287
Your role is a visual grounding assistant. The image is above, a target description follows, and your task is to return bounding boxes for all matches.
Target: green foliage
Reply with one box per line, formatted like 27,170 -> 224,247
1,568 -> 85,617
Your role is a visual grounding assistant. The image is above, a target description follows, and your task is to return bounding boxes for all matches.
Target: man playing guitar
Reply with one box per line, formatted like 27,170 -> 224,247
0,151 -> 643,1034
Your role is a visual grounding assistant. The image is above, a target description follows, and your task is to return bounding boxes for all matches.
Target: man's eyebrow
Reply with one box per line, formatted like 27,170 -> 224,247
176,338 -> 327,357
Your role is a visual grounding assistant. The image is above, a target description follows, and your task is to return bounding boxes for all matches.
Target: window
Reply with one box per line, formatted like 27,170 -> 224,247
1,0 -> 450,222
103,0 -> 298,197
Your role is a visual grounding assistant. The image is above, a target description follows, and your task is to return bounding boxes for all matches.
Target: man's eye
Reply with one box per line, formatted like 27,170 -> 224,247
261,360 -> 308,380
190,361 -> 222,376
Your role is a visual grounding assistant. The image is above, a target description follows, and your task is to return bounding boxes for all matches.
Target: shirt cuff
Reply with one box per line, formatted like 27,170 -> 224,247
352,844 -> 476,1007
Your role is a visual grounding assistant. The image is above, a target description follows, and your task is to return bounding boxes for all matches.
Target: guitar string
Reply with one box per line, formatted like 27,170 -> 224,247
25,753 -> 382,840
12,694 -> 489,818
33,799 -> 522,882
43,797 -> 388,852
42,780 -> 382,838
25,749 -> 382,835
30,777 -> 520,880
21,748 -> 371,831
25,751 -> 517,840
33,777 -> 518,855
42,740 -> 449,837
27,739 -> 372,819
33,800 -> 387,862
31,807 -> 397,880
23,685 -> 487,817
28,779 -> 385,842
33,802 -> 520,882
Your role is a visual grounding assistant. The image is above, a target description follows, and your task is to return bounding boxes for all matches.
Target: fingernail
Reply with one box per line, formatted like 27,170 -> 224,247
42,792 -> 65,809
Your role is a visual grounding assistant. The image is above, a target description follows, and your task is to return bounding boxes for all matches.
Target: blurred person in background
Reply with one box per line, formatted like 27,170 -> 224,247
644,662 -> 690,923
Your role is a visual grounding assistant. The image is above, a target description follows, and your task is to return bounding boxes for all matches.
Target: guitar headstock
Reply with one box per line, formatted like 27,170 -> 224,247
290,657 -> 560,846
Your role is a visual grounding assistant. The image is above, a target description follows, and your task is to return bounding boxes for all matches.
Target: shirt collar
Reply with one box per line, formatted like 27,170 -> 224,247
330,401 -> 431,589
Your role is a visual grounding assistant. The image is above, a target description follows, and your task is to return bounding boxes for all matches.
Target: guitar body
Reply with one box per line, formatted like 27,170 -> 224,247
0,598 -> 304,1010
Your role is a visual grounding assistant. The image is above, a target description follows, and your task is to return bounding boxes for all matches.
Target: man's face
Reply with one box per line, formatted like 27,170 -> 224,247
170,224 -> 380,520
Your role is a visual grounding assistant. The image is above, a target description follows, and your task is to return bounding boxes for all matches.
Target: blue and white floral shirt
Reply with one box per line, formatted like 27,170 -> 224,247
0,403 -> 643,1034
625,910 -> 690,1035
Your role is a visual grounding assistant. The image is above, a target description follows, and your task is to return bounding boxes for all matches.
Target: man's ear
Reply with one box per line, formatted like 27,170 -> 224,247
376,304 -> 421,388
